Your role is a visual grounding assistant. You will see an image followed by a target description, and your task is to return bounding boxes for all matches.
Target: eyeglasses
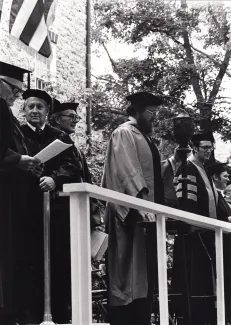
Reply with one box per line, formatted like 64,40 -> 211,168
59,114 -> 80,122
2,79 -> 22,95
146,110 -> 156,118
199,146 -> 214,152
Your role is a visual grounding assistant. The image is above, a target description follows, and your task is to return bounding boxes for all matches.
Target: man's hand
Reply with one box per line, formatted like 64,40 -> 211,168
39,176 -> 56,192
31,164 -> 44,177
18,155 -> 41,171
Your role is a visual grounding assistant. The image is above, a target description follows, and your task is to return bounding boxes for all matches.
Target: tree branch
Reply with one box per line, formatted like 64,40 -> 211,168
94,106 -> 127,116
92,74 -> 125,89
170,36 -> 231,78
102,42 -> 118,72
208,5 -> 228,44
182,29 -> 204,104
208,48 -> 231,105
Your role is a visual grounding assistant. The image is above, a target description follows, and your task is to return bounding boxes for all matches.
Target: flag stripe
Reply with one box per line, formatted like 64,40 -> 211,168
20,0 -> 44,45
44,0 -> 55,22
9,0 -> 24,30
10,0 -> 37,38
46,0 -> 57,27
29,16 -> 48,52
39,36 -> 52,57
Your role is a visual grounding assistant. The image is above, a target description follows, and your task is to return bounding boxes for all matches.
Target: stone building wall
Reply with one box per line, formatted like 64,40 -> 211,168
0,0 -> 87,137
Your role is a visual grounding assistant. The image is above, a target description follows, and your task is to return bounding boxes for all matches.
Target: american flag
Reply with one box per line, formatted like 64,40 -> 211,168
9,0 -> 56,58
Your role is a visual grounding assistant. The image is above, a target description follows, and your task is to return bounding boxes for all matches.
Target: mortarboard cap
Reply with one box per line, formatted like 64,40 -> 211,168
59,102 -> 79,112
126,91 -> 164,106
206,161 -> 228,176
0,61 -> 31,88
0,61 -> 30,82
52,100 -> 79,114
191,132 -> 215,144
22,89 -> 52,106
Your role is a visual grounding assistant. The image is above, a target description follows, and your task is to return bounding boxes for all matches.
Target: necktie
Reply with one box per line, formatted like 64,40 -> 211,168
35,127 -> 43,144
36,127 -> 43,136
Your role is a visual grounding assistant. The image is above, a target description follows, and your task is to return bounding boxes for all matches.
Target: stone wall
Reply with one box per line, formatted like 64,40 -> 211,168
0,0 -> 87,137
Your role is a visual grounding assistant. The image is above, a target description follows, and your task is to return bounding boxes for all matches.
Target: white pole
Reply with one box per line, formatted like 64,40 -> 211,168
156,214 -> 169,325
215,228 -> 225,325
70,192 -> 92,325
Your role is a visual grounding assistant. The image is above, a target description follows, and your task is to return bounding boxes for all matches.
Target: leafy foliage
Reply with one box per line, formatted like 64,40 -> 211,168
92,0 -> 231,140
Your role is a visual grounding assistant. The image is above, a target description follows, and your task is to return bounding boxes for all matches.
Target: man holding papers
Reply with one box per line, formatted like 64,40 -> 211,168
18,89 -> 81,324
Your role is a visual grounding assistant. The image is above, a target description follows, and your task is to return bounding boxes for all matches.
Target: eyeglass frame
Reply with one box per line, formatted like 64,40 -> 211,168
198,145 -> 214,152
146,109 -> 156,118
59,113 -> 80,122
2,79 -> 22,95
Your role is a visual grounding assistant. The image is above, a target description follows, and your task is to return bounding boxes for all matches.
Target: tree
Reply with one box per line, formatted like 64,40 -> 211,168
92,0 -> 231,138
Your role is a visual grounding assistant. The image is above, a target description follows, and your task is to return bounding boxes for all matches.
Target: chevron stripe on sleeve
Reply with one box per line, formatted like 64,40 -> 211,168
174,174 -> 198,202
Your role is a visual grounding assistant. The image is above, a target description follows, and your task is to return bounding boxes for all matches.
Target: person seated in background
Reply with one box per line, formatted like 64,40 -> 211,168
224,183 -> 231,208
19,89 -> 81,325
206,161 -> 231,324
206,161 -> 231,222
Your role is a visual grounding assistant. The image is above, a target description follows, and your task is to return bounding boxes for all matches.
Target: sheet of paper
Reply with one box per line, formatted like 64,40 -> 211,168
34,139 -> 72,163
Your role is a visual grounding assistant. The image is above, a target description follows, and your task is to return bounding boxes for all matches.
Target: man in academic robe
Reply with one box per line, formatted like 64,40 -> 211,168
0,62 -> 43,325
206,161 -> 231,324
49,99 -> 101,322
101,91 -> 165,325
19,89 -> 81,324
171,132 -> 218,325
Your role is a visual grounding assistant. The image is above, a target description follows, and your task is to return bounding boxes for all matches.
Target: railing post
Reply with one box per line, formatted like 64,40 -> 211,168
156,214 -> 169,325
215,228 -> 225,325
69,192 -> 91,325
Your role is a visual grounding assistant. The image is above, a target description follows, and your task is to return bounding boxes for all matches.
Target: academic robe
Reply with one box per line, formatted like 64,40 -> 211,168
102,120 -> 164,308
47,135 -> 100,323
171,157 -> 219,325
19,123 -> 81,323
0,107 -> 30,320
0,98 -> 13,161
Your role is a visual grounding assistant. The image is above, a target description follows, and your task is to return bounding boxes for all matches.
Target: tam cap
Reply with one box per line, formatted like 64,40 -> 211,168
22,89 -> 52,106
0,61 -> 30,88
191,132 -> 215,144
52,100 -> 79,114
126,91 -> 164,106
206,161 -> 228,176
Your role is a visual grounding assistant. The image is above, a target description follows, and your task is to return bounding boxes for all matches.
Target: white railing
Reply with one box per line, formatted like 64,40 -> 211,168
63,182 -> 231,325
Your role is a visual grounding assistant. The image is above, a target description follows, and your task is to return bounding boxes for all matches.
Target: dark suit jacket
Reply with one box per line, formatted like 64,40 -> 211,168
161,158 -> 178,208
217,191 -> 231,222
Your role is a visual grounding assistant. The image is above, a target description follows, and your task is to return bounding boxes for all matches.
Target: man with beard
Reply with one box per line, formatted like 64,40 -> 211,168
102,92 -> 165,325
18,89 -> 81,324
171,132 -> 219,325
0,62 -> 43,325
